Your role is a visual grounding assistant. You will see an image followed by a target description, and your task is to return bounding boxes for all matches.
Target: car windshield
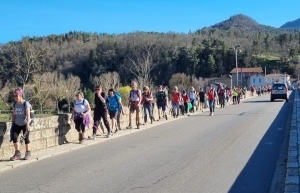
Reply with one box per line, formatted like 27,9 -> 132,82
273,84 -> 285,90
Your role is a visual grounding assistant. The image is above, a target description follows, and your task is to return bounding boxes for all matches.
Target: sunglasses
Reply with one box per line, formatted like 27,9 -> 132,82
95,89 -> 100,91
75,95 -> 80,97
13,95 -> 18,97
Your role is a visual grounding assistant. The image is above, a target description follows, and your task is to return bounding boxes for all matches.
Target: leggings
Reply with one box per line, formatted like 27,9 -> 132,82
13,124 -> 30,144
233,96 -> 237,104
184,102 -> 188,114
94,109 -> 111,134
74,117 -> 85,132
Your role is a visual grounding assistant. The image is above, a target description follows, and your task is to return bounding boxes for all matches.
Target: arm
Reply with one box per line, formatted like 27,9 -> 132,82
26,107 -> 31,130
118,99 -> 124,115
71,108 -> 75,120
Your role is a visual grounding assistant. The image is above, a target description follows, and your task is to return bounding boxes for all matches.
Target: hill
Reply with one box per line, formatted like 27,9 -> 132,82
208,14 -> 300,35
281,18 -> 300,28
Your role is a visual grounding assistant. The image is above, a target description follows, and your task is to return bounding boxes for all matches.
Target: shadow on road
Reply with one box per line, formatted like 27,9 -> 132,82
228,91 -> 294,193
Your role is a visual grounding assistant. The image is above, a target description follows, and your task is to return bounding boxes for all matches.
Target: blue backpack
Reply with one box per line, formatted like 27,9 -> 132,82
13,100 -> 34,119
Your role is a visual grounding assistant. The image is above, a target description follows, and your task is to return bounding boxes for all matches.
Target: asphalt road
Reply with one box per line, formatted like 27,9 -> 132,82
0,94 -> 292,193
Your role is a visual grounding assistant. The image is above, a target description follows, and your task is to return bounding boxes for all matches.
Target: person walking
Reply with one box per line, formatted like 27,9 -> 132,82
182,90 -> 189,115
207,85 -> 215,116
156,85 -> 168,120
198,88 -> 205,111
71,91 -> 91,144
189,87 -> 196,113
171,86 -> 181,118
10,88 -> 32,161
141,86 -> 155,124
218,85 -> 226,108
107,88 -> 124,137
127,82 -> 142,129
232,87 -> 238,105
89,85 -> 111,139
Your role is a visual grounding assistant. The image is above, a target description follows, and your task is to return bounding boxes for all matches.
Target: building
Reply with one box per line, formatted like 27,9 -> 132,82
264,74 -> 290,85
249,73 -> 265,89
230,67 -> 263,88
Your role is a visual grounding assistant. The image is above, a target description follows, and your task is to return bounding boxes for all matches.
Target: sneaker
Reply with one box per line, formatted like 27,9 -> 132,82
24,151 -> 31,160
137,124 -> 140,129
126,125 -> 132,129
165,114 -> 168,120
114,129 -> 118,133
211,113 -> 213,116
107,132 -> 112,138
151,118 -> 153,124
88,134 -> 96,140
10,150 -> 21,161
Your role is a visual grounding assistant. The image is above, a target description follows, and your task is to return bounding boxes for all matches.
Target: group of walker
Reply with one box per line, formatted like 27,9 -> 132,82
9,82 -> 245,161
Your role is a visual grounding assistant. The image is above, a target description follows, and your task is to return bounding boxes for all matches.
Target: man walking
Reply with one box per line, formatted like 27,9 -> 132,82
89,85 -> 111,139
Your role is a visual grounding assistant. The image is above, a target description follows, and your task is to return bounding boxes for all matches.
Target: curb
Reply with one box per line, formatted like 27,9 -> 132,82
285,89 -> 300,193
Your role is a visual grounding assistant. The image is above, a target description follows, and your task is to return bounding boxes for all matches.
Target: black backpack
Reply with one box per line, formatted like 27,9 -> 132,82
156,91 -> 166,102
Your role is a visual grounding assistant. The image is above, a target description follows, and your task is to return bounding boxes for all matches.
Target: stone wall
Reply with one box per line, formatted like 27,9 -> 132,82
0,106 -> 148,160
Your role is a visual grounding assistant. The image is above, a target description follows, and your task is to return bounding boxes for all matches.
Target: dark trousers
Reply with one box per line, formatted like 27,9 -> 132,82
94,108 -> 111,134
74,117 -> 85,132
12,124 -> 30,144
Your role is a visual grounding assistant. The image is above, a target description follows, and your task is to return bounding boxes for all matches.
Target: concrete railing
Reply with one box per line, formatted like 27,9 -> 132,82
285,89 -> 300,192
0,106 -> 153,160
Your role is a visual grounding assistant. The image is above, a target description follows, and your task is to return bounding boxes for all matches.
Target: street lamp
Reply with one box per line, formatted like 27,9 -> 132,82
235,45 -> 240,86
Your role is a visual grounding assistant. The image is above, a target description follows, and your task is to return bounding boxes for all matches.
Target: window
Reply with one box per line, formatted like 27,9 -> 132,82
253,79 -> 255,83
259,78 -> 261,83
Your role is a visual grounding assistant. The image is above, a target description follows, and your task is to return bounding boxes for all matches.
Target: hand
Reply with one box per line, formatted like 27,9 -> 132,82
122,111 -> 125,115
26,125 -> 30,131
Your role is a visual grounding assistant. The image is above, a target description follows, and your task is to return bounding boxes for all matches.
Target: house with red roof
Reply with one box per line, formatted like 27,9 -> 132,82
230,67 -> 263,88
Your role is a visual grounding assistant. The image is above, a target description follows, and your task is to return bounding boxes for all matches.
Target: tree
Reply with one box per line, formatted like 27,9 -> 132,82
4,38 -> 46,90
31,73 -> 54,112
93,71 -> 120,92
125,43 -> 160,86
0,81 -> 13,109
169,73 -> 191,91
49,72 -> 66,114
64,73 -> 81,113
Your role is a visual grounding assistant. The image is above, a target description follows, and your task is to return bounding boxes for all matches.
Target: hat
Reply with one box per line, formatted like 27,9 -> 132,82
14,88 -> 23,97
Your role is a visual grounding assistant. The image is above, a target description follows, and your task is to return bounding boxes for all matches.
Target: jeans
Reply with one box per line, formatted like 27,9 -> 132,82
172,102 -> 179,117
143,104 -> 153,123
208,100 -> 214,113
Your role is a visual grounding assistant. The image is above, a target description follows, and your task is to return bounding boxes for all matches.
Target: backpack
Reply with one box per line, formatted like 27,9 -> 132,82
108,93 -> 120,111
14,100 -> 34,121
129,89 -> 141,101
156,91 -> 166,102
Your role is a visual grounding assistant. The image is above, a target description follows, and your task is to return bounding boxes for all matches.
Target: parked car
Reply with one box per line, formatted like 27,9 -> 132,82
270,83 -> 288,102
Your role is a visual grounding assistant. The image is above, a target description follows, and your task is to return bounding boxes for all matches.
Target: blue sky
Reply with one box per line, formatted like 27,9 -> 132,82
0,0 -> 299,44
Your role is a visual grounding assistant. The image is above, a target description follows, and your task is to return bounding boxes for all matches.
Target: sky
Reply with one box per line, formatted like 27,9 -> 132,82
0,0 -> 300,44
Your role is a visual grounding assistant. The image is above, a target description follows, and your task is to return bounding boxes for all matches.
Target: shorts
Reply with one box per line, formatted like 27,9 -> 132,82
199,98 -> 204,103
157,102 -> 166,111
109,111 -> 118,119
130,104 -> 140,113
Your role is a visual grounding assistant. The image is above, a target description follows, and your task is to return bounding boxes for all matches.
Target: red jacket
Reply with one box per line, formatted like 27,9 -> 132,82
182,94 -> 189,103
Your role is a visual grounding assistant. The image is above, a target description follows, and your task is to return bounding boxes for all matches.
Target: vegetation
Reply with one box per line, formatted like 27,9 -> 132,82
0,14 -> 300,112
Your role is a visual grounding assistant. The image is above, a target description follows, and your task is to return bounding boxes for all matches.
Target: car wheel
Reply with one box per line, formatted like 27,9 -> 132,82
271,98 -> 274,102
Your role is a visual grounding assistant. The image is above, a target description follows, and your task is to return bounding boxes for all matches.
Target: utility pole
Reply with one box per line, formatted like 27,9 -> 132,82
235,45 -> 240,86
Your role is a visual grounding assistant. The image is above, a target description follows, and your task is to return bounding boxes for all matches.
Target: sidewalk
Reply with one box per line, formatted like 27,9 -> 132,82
0,95 -> 255,173
285,89 -> 300,193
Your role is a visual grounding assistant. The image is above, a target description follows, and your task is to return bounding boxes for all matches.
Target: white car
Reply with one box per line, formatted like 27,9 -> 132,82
270,83 -> 288,102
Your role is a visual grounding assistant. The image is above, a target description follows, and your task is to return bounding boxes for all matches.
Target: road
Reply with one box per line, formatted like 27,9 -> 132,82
0,93 -> 292,193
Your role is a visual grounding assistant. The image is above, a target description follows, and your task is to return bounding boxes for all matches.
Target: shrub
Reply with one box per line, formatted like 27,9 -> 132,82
118,86 -> 131,106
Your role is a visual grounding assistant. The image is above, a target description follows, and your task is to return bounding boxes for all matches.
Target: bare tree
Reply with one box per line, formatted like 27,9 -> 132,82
93,71 -> 120,92
31,73 -> 54,112
65,73 -> 81,112
125,43 -> 160,86
4,38 -> 47,90
169,73 -> 191,91
0,81 -> 13,110
49,72 -> 66,114
192,77 -> 209,91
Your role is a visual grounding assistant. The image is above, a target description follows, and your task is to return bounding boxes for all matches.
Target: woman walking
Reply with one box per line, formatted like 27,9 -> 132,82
71,91 -> 91,143
207,85 -> 215,116
10,88 -> 32,160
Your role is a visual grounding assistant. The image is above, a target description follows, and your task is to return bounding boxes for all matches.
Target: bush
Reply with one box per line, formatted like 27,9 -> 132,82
118,86 -> 131,106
